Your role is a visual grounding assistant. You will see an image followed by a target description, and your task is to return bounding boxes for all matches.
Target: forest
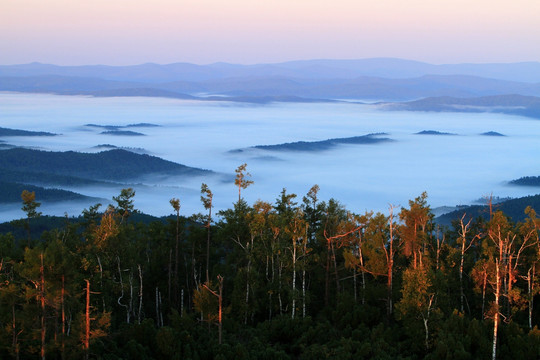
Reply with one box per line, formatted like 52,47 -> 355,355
1,165 -> 540,360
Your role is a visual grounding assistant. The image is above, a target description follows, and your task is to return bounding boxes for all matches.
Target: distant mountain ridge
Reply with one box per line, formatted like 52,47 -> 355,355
384,94 -> 540,119
1,58 -> 540,102
2,58 -> 540,82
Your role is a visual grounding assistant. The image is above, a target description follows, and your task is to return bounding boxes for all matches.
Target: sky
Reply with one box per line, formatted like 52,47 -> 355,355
1,0 -> 540,66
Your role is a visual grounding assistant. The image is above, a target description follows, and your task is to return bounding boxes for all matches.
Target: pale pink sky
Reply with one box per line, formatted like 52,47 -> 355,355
1,0 -> 539,65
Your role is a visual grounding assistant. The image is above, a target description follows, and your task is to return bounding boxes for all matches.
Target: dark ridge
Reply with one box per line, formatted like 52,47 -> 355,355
86,123 -> 160,130
125,123 -> 160,128
0,181 -> 100,203
86,124 -> 123,130
0,148 -> 211,182
386,94 -> 540,119
481,131 -> 506,136
84,87 -> 197,100
0,212 -> 166,238
0,167 -> 114,187
509,176 -> 540,187
204,94 -> 337,104
93,143 -> 119,148
92,144 -> 149,154
248,133 -> 393,152
435,194 -> 540,226
0,126 -> 57,137
100,130 -> 145,136
415,130 -> 457,135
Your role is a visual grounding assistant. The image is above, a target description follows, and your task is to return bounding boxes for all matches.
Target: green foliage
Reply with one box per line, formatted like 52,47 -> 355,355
0,147 -> 210,182
0,189 -> 540,359
21,189 -> 41,219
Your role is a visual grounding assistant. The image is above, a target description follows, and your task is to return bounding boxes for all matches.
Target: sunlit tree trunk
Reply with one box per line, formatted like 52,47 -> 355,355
358,246 -> 366,305
527,266 -> 534,329
387,206 -> 395,317
218,276 -> 223,345
302,263 -> 306,318
492,259 -> 500,360
291,239 -> 297,319
117,257 -> 129,323
458,214 -> 478,314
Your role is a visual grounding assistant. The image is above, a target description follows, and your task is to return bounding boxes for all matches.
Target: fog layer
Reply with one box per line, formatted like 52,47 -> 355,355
1,92 -> 539,221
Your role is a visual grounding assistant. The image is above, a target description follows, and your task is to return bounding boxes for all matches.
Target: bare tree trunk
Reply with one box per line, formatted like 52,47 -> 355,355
206,206 -> 212,284
423,295 -> 434,351
302,236 -> 307,318
175,210 -> 180,306
528,266 -> 535,329
482,269 -> 487,318
116,257 -> 129,323
155,287 -> 160,327
292,239 -> 297,319
202,276 -> 223,344
492,259 -> 500,360
458,214 -> 475,314
218,276 -> 223,345
460,239 -> 466,313
96,254 -> 104,312
358,247 -> 366,305
387,206 -> 395,318
302,266 -> 306,318
129,270 -> 134,323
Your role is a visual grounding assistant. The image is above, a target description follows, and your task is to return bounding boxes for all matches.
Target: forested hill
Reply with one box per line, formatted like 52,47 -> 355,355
0,148 -> 211,181
435,194 -> 540,226
1,188 -> 540,359
0,126 -> 57,137
233,133 -> 393,152
0,181 -> 100,203
384,94 -> 540,119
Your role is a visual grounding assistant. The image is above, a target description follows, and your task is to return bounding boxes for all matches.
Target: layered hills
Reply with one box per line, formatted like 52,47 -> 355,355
0,148 -> 210,182
2,59 -> 540,103
384,94 -> 540,119
0,148 -> 211,203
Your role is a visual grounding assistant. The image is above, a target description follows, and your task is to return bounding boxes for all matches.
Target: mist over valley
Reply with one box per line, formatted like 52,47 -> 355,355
1,75 -> 540,222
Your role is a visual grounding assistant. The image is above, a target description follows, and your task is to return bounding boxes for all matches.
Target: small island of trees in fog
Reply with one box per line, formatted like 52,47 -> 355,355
1,164 -> 540,360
